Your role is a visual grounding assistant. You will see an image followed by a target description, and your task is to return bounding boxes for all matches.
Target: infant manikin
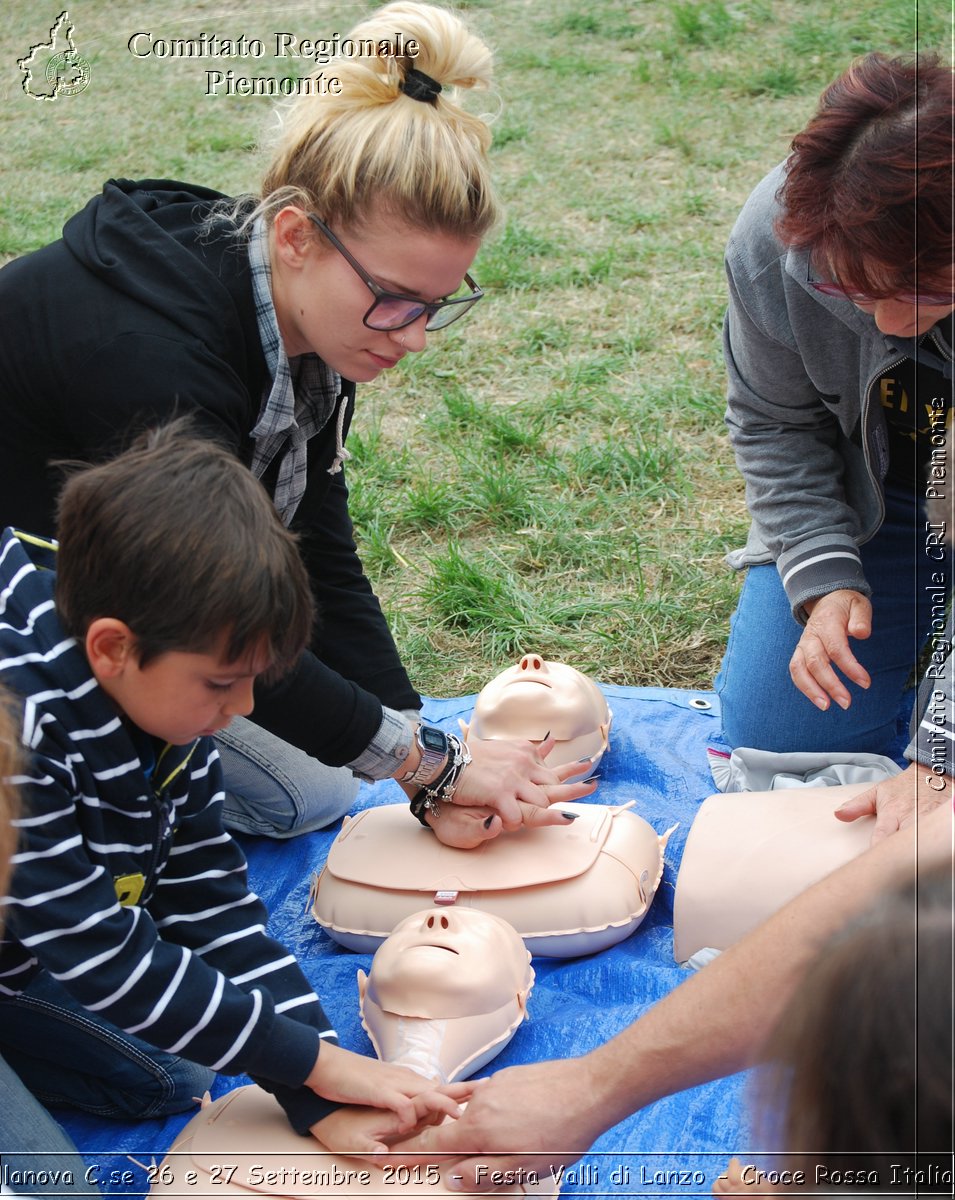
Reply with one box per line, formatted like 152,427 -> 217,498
464,653 -> 611,778
150,908 -> 547,1199
359,906 -> 534,1082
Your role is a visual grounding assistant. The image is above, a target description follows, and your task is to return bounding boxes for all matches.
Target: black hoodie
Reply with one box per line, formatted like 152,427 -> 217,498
0,179 -> 419,764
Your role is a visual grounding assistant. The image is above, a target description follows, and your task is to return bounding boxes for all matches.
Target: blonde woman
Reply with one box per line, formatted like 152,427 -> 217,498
0,2 -> 593,846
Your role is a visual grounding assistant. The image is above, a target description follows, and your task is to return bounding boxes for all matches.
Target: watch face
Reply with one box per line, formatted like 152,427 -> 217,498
421,726 -> 448,752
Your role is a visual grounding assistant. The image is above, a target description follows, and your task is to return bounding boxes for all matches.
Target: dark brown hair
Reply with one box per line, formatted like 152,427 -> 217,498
55,421 -> 314,678
755,861 -> 954,1186
776,52 -> 954,296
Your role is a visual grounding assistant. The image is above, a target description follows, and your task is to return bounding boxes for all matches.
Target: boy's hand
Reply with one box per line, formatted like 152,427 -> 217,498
310,1095 -> 471,1156
306,1043 -> 469,1126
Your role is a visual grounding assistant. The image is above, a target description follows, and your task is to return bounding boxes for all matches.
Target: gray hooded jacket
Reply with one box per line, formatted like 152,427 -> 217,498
723,162 -> 953,775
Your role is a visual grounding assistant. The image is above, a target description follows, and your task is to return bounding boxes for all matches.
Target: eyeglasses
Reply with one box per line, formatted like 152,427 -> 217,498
307,214 -> 484,331
807,257 -> 955,307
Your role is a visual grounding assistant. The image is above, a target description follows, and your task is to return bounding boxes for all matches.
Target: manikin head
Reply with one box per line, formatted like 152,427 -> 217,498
151,914 -> 544,1197
358,906 -> 533,1082
463,653 -> 611,775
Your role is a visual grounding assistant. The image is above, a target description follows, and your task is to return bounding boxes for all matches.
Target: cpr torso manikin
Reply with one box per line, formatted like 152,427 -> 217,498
150,908 -> 545,1199
673,783 -> 876,963
464,653 -> 611,780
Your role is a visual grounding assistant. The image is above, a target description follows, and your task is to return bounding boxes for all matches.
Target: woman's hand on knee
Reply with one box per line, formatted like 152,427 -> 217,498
789,590 -> 872,711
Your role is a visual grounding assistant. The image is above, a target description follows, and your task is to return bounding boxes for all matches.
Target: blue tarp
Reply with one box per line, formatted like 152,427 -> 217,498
60,687 -> 753,1196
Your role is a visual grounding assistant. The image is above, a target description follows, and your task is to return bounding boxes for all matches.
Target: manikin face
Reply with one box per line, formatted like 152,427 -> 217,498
368,907 -> 531,1020
469,653 -> 611,766
270,208 -> 481,383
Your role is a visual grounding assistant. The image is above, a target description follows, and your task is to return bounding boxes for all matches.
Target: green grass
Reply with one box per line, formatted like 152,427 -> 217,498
1,0 -> 949,694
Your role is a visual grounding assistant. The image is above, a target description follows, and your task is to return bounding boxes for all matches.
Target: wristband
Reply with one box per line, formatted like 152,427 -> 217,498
410,732 -> 472,827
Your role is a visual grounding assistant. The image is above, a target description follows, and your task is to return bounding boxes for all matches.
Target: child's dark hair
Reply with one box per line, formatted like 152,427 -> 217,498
754,860 -> 954,1188
55,422 -> 314,679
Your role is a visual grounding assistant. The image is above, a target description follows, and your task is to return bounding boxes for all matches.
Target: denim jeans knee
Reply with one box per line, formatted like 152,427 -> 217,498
0,1050 -> 96,1199
716,484 -> 934,757
215,716 -> 359,838
0,973 -> 215,1120
716,565 -> 907,753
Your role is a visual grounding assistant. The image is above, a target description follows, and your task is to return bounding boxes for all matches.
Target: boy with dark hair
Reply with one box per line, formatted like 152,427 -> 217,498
0,424 -> 461,1157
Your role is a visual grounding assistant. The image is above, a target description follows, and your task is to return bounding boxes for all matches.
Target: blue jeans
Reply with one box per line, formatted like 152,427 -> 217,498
0,973 -> 214,1121
215,715 -> 359,839
0,1050 -> 96,1199
716,483 -> 941,756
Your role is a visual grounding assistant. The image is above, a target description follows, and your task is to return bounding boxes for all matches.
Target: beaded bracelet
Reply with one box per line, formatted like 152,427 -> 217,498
410,731 -> 472,826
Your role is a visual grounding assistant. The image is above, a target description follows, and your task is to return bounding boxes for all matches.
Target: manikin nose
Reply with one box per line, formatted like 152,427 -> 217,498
518,653 -> 546,673
423,911 -> 453,932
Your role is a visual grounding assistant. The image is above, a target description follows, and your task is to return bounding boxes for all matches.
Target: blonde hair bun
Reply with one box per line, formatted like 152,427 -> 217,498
259,2 -> 499,238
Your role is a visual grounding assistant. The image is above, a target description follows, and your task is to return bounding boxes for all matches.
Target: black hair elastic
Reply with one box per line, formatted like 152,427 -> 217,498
402,67 -> 442,103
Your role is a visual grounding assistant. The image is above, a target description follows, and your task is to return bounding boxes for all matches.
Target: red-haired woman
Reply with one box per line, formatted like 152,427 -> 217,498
715,52 -> 954,833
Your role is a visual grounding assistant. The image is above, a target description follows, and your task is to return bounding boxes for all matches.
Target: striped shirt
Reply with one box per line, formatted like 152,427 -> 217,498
0,528 -> 339,1132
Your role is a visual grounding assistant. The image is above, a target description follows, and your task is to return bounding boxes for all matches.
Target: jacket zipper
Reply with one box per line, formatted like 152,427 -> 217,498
858,353 -> 908,542
860,328 -> 953,541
